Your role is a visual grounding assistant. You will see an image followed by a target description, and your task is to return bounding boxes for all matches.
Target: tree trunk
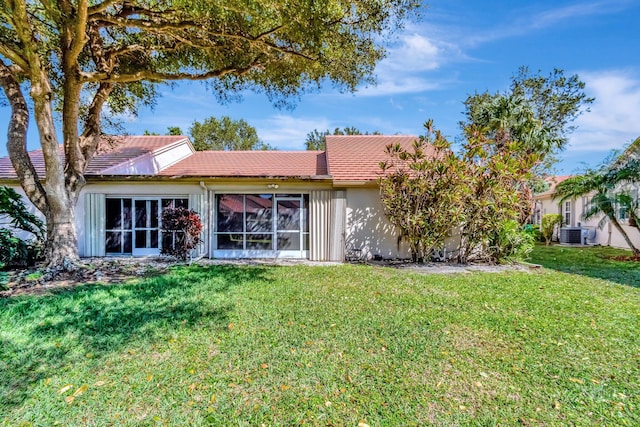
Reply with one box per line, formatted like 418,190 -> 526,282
44,202 -> 79,269
609,216 -> 640,256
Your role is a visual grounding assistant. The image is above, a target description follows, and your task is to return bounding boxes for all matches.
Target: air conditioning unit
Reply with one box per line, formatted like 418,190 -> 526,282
559,227 -> 582,244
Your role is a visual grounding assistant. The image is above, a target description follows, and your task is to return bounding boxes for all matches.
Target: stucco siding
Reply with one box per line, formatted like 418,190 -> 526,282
345,188 -> 410,259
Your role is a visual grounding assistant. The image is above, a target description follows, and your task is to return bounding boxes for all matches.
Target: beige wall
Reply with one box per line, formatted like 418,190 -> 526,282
345,188 -> 411,259
535,192 -> 640,250
77,182 -> 205,256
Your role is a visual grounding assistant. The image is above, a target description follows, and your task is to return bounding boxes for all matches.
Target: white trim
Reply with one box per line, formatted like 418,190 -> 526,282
213,250 -> 309,259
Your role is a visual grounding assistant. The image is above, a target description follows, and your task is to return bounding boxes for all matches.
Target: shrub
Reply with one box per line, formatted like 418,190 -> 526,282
160,207 -> 203,260
0,186 -> 45,267
491,220 -> 535,262
541,214 -> 563,245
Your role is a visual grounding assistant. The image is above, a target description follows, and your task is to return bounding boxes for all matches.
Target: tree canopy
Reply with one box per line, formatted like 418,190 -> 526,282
305,127 -> 380,150
0,0 -> 416,268
189,116 -> 269,151
463,67 -> 594,174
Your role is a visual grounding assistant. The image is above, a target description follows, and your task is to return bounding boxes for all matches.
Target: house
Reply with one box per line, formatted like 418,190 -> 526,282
0,135 -> 415,261
533,174 -> 640,249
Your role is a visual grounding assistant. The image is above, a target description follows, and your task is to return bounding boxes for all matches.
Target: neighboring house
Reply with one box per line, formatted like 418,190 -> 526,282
533,175 -> 640,249
0,135 -> 415,261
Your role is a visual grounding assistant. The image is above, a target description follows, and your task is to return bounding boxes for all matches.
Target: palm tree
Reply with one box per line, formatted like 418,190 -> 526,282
553,172 -> 640,255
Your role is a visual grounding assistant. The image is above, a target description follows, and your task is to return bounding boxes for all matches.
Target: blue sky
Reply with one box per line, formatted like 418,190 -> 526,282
2,0 -> 640,173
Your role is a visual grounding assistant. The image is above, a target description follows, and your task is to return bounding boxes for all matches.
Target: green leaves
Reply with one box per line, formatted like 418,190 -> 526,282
189,116 -> 269,151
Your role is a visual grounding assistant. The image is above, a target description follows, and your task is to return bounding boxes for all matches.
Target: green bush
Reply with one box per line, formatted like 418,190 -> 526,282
524,223 -> 543,242
0,186 -> 45,267
492,220 -> 535,262
541,214 -> 563,245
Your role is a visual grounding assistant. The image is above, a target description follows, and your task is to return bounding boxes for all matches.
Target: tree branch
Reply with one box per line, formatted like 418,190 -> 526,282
87,0 -> 120,16
80,64 -> 256,84
0,59 -> 48,213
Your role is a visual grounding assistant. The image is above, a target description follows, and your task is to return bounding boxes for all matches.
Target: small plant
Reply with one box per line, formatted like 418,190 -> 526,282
491,220 -> 535,262
160,207 -> 203,260
541,214 -> 563,245
0,187 -> 45,267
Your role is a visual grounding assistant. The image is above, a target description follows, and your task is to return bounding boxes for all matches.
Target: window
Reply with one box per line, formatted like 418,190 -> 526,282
105,198 -> 132,254
105,197 -> 188,254
563,201 -> 571,226
215,194 -> 309,253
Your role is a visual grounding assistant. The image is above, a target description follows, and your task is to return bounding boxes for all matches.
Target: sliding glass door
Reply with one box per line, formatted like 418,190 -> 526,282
214,193 -> 309,258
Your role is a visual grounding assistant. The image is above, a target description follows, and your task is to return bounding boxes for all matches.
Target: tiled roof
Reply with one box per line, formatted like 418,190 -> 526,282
325,135 -> 422,182
159,151 -> 328,178
0,135 -> 188,179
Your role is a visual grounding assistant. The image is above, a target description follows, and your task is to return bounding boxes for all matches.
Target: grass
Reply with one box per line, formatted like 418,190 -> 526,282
527,244 -> 640,288
1,253 -> 639,426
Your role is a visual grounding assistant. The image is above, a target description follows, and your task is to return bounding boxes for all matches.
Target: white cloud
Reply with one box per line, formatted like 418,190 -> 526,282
356,30 -> 463,97
467,0 -> 635,45
256,115 -> 332,150
567,69 -> 640,153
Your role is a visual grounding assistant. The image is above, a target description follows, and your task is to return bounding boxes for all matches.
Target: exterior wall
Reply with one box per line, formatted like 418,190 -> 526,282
535,191 -> 640,250
77,181 -> 206,257
345,187 -> 411,259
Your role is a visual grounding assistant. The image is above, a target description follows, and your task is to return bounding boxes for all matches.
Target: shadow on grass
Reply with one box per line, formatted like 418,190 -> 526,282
527,244 -> 640,288
0,264 -> 273,411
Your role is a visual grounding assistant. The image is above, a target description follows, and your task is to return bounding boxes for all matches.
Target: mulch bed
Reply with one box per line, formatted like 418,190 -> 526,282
0,258 -> 172,297
604,255 -> 640,262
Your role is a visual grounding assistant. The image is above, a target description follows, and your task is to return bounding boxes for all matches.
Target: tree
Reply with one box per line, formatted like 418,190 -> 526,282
456,124 -> 539,263
189,116 -> 269,151
463,67 -> 594,175
166,126 -> 184,136
0,0 -> 416,269
379,121 -> 468,262
305,127 -> 380,150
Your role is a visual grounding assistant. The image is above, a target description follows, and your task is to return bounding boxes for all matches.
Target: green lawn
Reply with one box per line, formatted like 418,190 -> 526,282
527,244 -> 640,288
1,252 -> 639,426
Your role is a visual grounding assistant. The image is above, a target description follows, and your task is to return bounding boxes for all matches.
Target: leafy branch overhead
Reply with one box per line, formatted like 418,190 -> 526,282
0,0 -> 417,268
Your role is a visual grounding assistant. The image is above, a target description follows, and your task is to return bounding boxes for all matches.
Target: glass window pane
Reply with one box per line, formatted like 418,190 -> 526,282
123,232 -> 132,253
135,230 -> 147,248
135,200 -> 147,228
303,194 -> 309,232
105,231 -> 122,253
217,234 -> 243,250
246,194 -> 273,232
162,198 -> 173,209
175,198 -> 189,209
123,199 -> 132,229
277,232 -> 300,250
246,234 -> 273,250
277,200 -> 300,230
105,199 -> 122,230
150,200 -> 159,228
217,195 -> 244,232
150,230 -> 159,248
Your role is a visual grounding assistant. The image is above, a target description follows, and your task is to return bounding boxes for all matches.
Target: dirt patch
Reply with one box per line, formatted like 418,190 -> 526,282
603,255 -> 640,262
365,259 -> 532,275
